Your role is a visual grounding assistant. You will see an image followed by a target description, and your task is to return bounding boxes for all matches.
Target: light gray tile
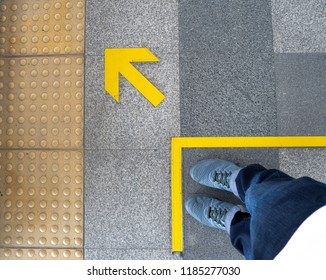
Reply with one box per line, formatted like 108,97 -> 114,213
279,148 -> 326,183
85,54 -> 180,149
85,149 -> 171,249
182,148 -> 279,260
85,249 -> 182,260
85,0 -> 180,149
85,0 -> 179,55
179,0 -> 276,137
275,54 -> 326,136
272,0 -> 326,53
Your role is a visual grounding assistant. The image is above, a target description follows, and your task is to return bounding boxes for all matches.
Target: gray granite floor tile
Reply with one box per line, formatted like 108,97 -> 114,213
279,148 -> 326,183
182,148 -> 279,259
183,248 -> 244,260
85,249 -> 181,260
85,149 -> 171,250
179,0 -> 276,137
85,54 -> 180,149
275,54 -> 326,136
86,0 -> 179,55
272,0 -> 326,53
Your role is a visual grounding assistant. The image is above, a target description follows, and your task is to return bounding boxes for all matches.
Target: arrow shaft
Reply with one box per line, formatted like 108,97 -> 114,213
105,61 -> 120,102
121,63 -> 165,107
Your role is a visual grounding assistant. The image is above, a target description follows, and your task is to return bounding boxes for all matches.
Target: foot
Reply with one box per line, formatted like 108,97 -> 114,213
185,195 -> 238,231
190,159 -> 241,193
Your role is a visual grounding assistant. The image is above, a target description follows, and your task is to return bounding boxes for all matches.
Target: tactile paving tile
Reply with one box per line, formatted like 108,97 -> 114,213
0,56 -> 84,149
0,0 -> 85,260
0,248 -> 83,260
0,0 -> 84,56
0,150 -> 83,252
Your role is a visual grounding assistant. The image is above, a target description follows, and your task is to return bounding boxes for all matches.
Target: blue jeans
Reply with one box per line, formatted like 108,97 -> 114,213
230,164 -> 326,260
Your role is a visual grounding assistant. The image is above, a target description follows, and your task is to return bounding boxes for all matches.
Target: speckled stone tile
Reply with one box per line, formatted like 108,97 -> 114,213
272,0 -> 326,53
85,249 -> 182,260
85,0 -> 179,55
84,149 -> 171,250
275,54 -> 326,136
85,53 -> 179,149
179,0 -> 276,137
279,148 -> 326,183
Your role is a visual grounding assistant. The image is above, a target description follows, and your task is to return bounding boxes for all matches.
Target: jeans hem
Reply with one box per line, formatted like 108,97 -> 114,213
225,205 -> 248,234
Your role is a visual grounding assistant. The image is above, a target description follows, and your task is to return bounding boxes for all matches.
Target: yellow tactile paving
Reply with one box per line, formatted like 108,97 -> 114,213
0,0 -> 85,56
0,56 -> 84,149
0,248 -> 83,260
0,0 -> 85,260
0,150 -> 83,249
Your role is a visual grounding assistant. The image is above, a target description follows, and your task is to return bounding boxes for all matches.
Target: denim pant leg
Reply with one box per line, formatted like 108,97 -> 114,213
229,164 -> 326,260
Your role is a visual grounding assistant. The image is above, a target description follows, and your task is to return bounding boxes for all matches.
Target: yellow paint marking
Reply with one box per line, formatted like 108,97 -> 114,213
171,136 -> 326,253
171,138 -> 183,252
104,48 -> 165,107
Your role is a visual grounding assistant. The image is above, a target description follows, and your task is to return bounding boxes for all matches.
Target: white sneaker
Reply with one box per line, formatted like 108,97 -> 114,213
190,159 -> 241,194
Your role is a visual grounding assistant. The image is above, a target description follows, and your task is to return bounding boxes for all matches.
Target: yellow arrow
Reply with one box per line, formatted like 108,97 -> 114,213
104,48 -> 165,107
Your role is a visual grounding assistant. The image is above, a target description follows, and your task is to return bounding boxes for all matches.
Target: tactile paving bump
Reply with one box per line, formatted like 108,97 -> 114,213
0,56 -> 84,149
0,150 -> 83,260
0,0 -> 84,56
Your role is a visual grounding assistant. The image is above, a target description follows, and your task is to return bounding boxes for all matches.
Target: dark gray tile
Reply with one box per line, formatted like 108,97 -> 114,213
183,248 -> 244,260
275,54 -> 326,136
85,249 -> 182,260
85,149 -> 171,250
179,0 -> 277,137
182,148 -> 279,260
85,55 -> 180,149
272,0 -> 326,53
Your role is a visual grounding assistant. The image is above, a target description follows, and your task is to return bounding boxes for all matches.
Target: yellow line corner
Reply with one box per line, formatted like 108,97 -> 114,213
171,136 -> 326,253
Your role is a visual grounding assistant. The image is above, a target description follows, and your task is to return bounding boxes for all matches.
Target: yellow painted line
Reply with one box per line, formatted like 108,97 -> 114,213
104,48 -> 165,107
171,136 -> 326,252
171,138 -> 183,252
176,136 -> 326,148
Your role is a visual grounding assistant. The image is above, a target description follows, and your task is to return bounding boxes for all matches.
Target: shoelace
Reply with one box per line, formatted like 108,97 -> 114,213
213,171 -> 232,187
208,207 -> 227,227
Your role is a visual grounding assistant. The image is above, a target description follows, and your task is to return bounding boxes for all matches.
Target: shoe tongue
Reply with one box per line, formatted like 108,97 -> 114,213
204,205 -> 211,218
209,170 -> 217,182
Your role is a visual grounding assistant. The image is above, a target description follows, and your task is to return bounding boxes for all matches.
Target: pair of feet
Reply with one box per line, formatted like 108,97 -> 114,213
186,159 -> 246,233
